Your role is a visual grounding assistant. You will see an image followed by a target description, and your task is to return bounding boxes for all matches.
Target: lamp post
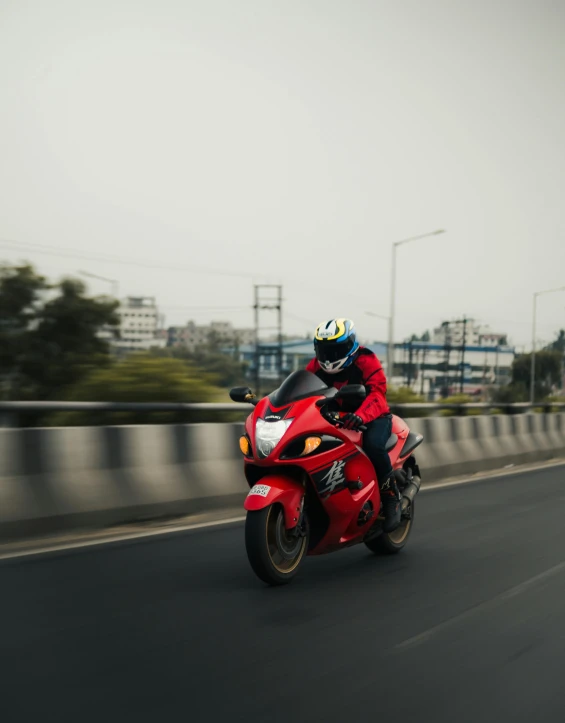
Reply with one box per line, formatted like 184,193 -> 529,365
530,285 -> 565,403
78,270 -> 119,299
387,229 -> 445,382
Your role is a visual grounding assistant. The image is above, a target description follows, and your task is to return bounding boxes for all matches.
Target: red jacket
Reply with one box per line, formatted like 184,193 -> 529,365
306,347 -> 390,423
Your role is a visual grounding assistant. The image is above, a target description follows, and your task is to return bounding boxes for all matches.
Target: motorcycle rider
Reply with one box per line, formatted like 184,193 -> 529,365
306,318 -> 402,533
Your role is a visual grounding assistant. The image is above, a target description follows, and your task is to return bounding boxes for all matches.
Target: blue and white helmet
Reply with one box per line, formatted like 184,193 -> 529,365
314,318 -> 360,374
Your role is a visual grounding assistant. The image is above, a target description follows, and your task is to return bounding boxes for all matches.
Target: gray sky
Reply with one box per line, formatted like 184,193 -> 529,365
1,0 -> 564,349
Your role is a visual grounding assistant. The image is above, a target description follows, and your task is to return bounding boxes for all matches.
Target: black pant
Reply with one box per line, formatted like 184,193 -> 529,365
362,415 -> 393,485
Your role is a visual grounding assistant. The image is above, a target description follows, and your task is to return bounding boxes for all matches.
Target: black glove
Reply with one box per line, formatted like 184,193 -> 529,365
342,413 -> 364,430
321,406 -> 338,425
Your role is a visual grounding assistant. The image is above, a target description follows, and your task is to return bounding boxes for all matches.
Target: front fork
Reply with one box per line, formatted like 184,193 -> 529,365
290,496 -> 307,539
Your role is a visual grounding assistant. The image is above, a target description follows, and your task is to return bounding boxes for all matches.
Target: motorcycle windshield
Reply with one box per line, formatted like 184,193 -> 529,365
269,370 -> 330,407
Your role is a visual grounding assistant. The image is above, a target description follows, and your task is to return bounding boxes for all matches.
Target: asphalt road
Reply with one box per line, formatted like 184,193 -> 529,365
2,465 -> 565,723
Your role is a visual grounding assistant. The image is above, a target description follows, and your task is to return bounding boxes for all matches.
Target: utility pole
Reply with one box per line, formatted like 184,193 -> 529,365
420,345 -> 427,396
460,316 -> 467,393
442,321 -> 452,398
253,284 -> 283,398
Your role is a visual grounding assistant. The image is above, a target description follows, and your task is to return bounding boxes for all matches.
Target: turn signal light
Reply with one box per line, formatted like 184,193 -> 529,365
301,436 -> 322,456
239,436 -> 251,456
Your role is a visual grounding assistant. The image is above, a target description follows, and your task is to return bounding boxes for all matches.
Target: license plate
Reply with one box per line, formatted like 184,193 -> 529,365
248,484 -> 271,498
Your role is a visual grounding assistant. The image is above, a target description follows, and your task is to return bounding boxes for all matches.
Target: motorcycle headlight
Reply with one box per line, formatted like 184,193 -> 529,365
255,418 -> 294,458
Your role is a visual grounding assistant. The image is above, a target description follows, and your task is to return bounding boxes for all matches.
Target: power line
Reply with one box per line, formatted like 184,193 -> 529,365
160,305 -> 250,312
0,238 -> 257,280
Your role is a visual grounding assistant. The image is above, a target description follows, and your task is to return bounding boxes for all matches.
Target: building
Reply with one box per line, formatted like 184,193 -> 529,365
433,320 -> 508,348
392,339 -> 514,397
115,297 -> 166,352
227,339 -> 388,384
168,320 -> 255,352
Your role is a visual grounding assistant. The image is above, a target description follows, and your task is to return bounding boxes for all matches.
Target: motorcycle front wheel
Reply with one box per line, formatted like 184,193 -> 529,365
245,504 -> 308,586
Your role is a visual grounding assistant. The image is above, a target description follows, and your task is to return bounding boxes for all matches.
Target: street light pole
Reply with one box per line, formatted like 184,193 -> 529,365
530,292 -> 537,405
387,243 -> 397,382
387,229 -> 445,382
530,285 -> 565,404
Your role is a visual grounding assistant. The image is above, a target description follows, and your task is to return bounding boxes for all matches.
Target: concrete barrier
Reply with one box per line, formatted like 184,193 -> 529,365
1,414 -> 564,540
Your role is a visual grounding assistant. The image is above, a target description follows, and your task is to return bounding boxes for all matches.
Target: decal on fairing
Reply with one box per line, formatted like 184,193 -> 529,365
313,460 -> 347,498
263,404 -> 292,422
311,451 -> 359,498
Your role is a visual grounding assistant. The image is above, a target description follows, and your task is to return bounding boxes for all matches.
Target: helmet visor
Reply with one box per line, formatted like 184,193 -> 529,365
315,337 -> 355,364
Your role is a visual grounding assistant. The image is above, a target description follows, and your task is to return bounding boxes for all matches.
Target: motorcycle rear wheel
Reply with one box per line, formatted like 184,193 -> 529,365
245,504 -> 309,586
365,499 -> 415,555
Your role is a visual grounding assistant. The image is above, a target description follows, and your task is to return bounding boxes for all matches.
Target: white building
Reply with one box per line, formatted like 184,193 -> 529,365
115,297 -> 166,351
433,320 -> 508,348
392,339 -> 515,398
168,320 -> 255,352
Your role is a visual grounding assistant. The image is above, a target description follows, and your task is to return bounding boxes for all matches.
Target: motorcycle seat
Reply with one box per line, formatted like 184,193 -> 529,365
385,434 -> 398,452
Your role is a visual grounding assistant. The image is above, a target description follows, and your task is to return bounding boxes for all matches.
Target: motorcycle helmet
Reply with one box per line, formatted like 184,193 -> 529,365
314,318 -> 359,373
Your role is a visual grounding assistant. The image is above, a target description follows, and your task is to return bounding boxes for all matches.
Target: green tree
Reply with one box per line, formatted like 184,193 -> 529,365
0,264 -> 47,397
511,351 -> 562,400
490,383 -> 528,404
150,346 -> 249,388
51,354 -> 225,425
24,278 -> 119,398
545,329 -> 565,353
0,265 -> 119,400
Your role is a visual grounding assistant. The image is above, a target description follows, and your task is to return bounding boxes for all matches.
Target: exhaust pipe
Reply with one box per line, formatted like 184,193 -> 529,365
401,474 -> 421,511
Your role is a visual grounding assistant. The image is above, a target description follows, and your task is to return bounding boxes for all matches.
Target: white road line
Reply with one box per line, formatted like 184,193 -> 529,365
0,516 -> 246,562
422,459 -> 565,492
0,460 -> 563,562
396,559 -> 565,650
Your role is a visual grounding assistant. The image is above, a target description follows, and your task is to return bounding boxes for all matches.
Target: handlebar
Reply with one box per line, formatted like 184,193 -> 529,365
318,405 -> 367,433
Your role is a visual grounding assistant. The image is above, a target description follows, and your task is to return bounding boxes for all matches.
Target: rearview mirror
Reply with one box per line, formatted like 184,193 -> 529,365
229,386 -> 257,404
336,384 -> 366,403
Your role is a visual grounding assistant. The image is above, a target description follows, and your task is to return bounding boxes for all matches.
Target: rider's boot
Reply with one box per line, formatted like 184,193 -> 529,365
379,474 -> 402,533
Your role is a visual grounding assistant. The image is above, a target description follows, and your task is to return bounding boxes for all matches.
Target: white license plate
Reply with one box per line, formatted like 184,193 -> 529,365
248,484 -> 271,498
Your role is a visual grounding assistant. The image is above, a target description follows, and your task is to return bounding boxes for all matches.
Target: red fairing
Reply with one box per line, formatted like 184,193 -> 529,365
239,372 -> 420,556
305,348 -> 390,423
244,475 -> 304,529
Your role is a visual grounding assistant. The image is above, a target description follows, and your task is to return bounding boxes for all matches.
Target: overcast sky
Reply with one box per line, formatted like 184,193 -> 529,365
1,0 -> 564,349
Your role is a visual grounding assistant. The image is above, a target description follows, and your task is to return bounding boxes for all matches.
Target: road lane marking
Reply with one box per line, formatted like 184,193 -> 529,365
0,516 -> 246,561
0,460 -> 563,562
396,559 -> 565,650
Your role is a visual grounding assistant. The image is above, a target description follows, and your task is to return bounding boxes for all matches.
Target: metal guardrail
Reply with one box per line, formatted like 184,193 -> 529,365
0,401 -> 250,413
1,400 -> 565,427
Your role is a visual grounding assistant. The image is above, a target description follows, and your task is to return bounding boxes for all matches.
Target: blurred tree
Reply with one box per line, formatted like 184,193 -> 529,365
545,329 -> 565,353
50,354 -> 225,425
23,278 -> 119,398
0,264 -> 47,398
0,265 -> 119,400
387,386 -> 425,404
65,354 -> 218,402
151,347 -> 249,388
511,351 -> 562,400
490,383 -> 528,404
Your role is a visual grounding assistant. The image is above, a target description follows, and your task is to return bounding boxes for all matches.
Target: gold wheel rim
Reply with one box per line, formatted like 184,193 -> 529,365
265,505 -> 306,574
387,517 -> 412,545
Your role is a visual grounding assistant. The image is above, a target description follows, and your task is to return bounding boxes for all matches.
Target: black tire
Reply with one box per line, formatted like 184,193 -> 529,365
245,504 -> 309,586
365,499 -> 415,555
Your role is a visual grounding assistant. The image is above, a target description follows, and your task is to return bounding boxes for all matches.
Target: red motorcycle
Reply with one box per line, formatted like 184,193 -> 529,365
230,370 -> 424,586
